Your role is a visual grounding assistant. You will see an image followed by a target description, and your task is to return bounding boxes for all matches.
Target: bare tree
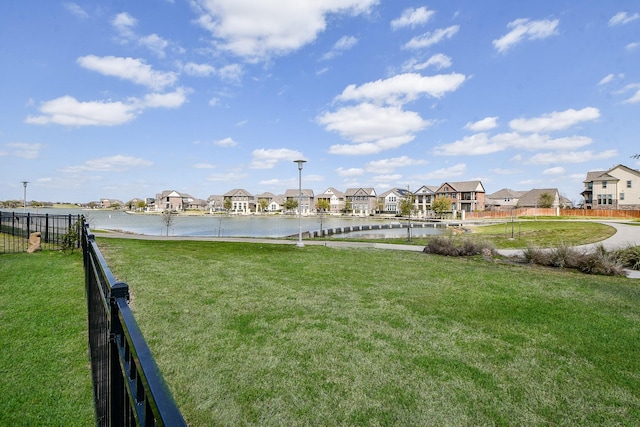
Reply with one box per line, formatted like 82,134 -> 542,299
161,210 -> 175,236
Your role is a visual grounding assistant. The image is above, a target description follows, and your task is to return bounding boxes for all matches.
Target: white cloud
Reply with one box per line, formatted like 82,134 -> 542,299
77,55 -> 178,90
184,62 -> 217,76
206,172 -> 248,182
403,25 -> 459,49
191,0 -> 378,62
215,137 -> 238,147
194,163 -> 216,169
412,163 -> 466,181
626,42 -> 640,51
336,167 -> 364,176
391,7 -> 435,30
434,133 -> 503,156
365,156 -> 426,173
61,155 -> 153,173
526,149 -> 617,165
318,103 -> 430,155
112,12 -> 137,37
621,83 -> 640,103
402,54 -> 452,72
609,11 -> 640,26
112,12 -> 170,57
64,2 -> 89,19
543,166 -> 565,175
183,62 -> 243,82
140,88 -> 188,108
250,148 -> 304,169
322,35 -> 358,60
25,96 -> 137,126
373,174 -> 402,182
25,88 -> 188,127
509,107 -> 600,133
598,73 -> 624,85
493,18 -> 559,53
139,33 -> 169,58
336,72 -> 466,105
434,132 -> 593,156
465,116 -> 498,132
3,142 -> 44,159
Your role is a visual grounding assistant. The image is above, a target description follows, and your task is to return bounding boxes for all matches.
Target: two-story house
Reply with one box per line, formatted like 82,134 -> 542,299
378,188 -> 412,214
435,181 -> 485,212
581,164 -> 640,209
223,189 -> 254,213
345,187 -> 377,216
316,187 -> 345,213
413,185 -> 438,217
284,189 -> 314,214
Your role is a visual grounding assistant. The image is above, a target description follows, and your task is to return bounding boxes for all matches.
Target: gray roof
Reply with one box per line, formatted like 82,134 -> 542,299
517,188 -> 559,207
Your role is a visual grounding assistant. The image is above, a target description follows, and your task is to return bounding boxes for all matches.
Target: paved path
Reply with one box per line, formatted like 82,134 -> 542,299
96,220 -> 640,278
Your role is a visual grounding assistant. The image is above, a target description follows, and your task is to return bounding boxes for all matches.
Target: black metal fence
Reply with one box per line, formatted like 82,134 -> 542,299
82,221 -> 187,426
0,211 -> 83,253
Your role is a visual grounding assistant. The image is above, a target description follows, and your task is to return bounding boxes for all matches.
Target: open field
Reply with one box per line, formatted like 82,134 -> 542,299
0,251 -> 93,426
97,237 -> 640,426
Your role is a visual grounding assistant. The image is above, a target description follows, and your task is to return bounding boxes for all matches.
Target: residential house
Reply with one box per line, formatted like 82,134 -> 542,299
207,195 -> 225,212
378,187 -> 412,214
268,194 -> 286,212
413,185 -> 438,217
284,189 -> 314,214
316,187 -> 345,213
345,187 -> 377,216
485,189 -> 526,210
153,190 -> 205,211
581,164 -> 640,209
435,181 -> 486,212
100,198 -> 124,209
255,192 -> 277,212
516,188 -> 560,208
223,189 -> 254,213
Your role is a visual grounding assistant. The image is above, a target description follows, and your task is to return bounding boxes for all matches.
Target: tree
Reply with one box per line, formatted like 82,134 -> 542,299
284,198 -> 298,212
258,198 -> 269,212
223,197 -> 232,212
344,198 -> 352,213
538,192 -> 554,208
161,210 -> 175,236
432,195 -> 451,219
316,199 -> 330,213
136,200 -> 147,211
399,193 -> 415,217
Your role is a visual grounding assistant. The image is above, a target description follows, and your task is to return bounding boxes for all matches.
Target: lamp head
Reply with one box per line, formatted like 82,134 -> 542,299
293,159 -> 307,170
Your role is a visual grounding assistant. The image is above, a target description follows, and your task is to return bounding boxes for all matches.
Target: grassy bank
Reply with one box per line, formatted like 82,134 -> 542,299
98,237 -> 640,426
0,251 -> 93,426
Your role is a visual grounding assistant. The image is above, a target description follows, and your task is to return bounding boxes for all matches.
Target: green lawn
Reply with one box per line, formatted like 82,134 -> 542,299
98,237 -> 640,426
0,251 -> 94,426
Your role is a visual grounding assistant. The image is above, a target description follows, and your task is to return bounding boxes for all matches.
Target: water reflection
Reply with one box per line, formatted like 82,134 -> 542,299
6,208 -> 445,239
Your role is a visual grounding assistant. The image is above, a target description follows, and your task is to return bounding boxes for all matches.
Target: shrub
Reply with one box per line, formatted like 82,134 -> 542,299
423,236 -> 497,257
614,245 -> 640,270
524,244 -> 625,276
579,251 -> 625,276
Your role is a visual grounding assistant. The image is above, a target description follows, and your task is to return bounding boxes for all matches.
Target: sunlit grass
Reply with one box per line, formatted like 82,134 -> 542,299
0,251 -> 93,426
99,237 -> 640,426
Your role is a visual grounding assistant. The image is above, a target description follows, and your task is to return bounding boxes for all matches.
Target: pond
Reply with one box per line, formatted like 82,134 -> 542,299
5,209 -> 445,239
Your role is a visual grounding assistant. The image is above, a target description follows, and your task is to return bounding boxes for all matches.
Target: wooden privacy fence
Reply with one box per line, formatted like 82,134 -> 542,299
465,208 -> 640,220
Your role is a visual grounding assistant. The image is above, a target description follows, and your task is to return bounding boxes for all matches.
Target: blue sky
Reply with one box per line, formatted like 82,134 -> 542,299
1,1 -> 639,204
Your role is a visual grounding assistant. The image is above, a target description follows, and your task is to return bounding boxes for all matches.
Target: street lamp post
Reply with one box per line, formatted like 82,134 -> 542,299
21,181 -> 29,213
293,160 -> 306,247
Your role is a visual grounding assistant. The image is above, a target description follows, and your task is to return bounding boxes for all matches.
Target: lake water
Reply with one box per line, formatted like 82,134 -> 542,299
5,209 -> 444,239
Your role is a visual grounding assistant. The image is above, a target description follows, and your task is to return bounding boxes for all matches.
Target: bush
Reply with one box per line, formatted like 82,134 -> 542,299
614,245 -> 640,270
423,236 -> 497,257
524,244 -> 624,276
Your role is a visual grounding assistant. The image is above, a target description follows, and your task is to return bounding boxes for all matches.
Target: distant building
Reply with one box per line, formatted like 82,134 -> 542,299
581,164 -> 640,209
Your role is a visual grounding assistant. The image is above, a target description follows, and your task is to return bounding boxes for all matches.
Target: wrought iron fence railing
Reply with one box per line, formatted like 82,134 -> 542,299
0,211 -> 82,253
82,221 -> 187,426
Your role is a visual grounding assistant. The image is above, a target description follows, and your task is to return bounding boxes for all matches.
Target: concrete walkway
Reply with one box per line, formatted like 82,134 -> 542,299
96,220 -> 640,278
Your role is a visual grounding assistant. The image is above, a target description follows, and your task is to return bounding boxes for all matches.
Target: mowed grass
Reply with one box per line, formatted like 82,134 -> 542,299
98,237 -> 640,426
0,251 -> 94,426
340,220 -> 616,249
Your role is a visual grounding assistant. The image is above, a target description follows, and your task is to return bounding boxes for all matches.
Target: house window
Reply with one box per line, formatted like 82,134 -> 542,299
607,195 -> 613,205
620,193 -> 625,201
627,180 -> 632,188
602,181 -> 607,189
